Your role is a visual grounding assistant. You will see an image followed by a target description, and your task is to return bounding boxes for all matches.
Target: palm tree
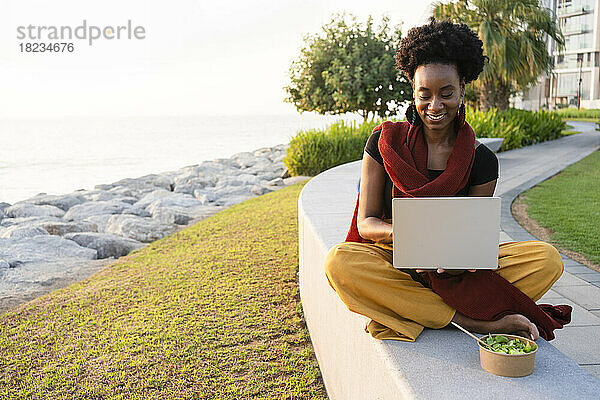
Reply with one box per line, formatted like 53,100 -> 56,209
433,0 -> 564,110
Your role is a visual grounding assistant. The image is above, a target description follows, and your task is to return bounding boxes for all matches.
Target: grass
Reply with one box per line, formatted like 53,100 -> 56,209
520,150 -> 600,266
0,182 -> 328,399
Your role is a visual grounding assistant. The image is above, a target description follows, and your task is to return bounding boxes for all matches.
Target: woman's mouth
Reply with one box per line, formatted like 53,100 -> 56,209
426,113 -> 446,122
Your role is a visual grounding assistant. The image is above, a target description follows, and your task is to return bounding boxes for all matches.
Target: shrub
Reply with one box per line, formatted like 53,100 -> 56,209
285,108 -> 567,176
284,120 -> 381,176
467,108 -> 566,151
553,108 -> 600,120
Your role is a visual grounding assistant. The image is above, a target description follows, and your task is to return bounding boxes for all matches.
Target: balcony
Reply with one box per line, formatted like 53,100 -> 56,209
555,60 -> 595,69
563,24 -> 591,36
558,2 -> 593,17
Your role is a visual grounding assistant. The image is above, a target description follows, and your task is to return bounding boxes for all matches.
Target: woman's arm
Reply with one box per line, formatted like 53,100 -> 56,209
357,152 -> 393,243
468,179 -> 497,196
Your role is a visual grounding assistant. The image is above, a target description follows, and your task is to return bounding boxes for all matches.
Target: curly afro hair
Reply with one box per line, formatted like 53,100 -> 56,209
396,18 -> 486,85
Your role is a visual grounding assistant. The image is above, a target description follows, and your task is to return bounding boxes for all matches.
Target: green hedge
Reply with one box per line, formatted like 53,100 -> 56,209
283,120 -> 381,176
466,108 -> 566,152
285,109 -> 567,176
553,108 -> 600,119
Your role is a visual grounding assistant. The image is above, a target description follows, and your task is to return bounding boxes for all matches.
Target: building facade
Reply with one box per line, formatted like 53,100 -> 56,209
520,0 -> 600,110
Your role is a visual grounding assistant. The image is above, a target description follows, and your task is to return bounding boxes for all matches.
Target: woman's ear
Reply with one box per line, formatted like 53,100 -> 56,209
460,79 -> 466,98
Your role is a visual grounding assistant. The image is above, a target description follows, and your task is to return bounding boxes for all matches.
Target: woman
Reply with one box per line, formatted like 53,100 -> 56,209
324,19 -> 569,342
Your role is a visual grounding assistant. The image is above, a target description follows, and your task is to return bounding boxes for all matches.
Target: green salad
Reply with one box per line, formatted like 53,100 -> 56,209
482,334 -> 537,354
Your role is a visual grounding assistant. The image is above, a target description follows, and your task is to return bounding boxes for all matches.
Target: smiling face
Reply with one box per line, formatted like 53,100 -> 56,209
413,63 -> 465,135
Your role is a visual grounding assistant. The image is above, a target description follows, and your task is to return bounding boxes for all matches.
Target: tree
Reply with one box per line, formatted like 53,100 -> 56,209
433,0 -> 564,110
284,14 -> 411,121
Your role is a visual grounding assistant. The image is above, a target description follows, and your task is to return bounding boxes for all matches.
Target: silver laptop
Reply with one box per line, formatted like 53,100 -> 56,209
392,197 -> 501,270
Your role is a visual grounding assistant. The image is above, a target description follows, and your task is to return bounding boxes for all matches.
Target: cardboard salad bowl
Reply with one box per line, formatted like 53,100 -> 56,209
478,334 -> 538,377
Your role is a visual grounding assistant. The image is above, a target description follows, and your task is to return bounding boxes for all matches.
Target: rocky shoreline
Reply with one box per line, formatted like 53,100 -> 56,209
0,144 -> 307,313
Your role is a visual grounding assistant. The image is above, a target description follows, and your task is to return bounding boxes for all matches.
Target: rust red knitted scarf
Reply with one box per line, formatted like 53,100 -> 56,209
345,121 -> 571,340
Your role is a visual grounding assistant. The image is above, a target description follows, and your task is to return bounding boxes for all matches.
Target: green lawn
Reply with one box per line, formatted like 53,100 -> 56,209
0,182 -> 328,399
520,150 -> 600,266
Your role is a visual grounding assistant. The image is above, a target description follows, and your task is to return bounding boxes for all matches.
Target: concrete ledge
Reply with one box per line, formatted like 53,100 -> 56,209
298,160 -> 600,400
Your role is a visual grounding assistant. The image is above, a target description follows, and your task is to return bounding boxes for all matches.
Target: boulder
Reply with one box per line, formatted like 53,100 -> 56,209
0,236 -> 98,266
149,204 -> 222,225
64,232 -> 144,259
0,216 -> 62,228
63,200 -> 135,221
267,178 -> 284,186
145,193 -> 204,210
37,221 -> 98,236
215,174 -> 261,187
0,202 -> 10,216
192,189 -> 217,205
82,214 -> 115,233
250,185 -> 274,196
0,226 -> 49,239
109,173 -> 174,192
134,189 -> 173,209
104,214 -> 177,243
215,194 -> 255,208
16,193 -> 84,211
5,203 -> 65,219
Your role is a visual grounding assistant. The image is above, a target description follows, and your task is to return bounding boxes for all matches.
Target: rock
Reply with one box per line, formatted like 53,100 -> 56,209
216,194 -> 255,207
215,174 -> 261,187
0,225 -> 49,239
16,193 -> 83,211
192,189 -> 217,205
232,151 -> 260,168
212,185 -> 253,199
109,196 -> 138,205
0,259 -> 9,269
0,202 -> 11,216
104,214 -> 177,243
0,236 -> 98,266
0,216 -> 62,228
106,186 -> 139,198
63,200 -> 134,221
5,203 -> 65,219
150,207 -> 193,225
82,214 -> 115,233
37,221 -> 98,236
173,177 -> 217,195
134,189 -> 173,209
250,185 -> 274,196
145,193 -> 204,210
109,174 -> 174,192
267,178 -> 284,186
64,232 -> 144,259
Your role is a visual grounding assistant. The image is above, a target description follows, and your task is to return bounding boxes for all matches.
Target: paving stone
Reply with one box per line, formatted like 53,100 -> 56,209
553,285 -> 600,310
537,289 -> 568,303
565,265 -> 598,274
553,271 -> 589,287
567,302 -> 600,327
573,272 -> 600,283
552,326 -> 600,364
582,365 -> 600,380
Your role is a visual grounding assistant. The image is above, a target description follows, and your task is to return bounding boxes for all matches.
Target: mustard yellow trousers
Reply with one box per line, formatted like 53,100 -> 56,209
324,240 -> 564,341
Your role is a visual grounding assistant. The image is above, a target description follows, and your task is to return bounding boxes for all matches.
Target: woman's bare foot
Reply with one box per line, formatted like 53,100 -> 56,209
452,312 -> 540,340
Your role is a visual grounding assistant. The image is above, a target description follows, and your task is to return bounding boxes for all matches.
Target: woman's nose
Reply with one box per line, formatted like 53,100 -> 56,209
428,96 -> 443,111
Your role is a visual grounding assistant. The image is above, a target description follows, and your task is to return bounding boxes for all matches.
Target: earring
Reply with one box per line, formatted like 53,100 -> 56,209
406,103 -> 422,126
455,103 -> 466,128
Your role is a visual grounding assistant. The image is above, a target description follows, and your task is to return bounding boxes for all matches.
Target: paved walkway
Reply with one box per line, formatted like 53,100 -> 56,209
496,120 -> 600,378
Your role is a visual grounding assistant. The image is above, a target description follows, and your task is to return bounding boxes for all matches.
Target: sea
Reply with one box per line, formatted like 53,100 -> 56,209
0,113 -> 363,205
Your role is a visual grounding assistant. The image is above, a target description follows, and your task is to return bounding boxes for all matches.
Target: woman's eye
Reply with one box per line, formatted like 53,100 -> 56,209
442,92 -> 454,98
419,96 -> 430,100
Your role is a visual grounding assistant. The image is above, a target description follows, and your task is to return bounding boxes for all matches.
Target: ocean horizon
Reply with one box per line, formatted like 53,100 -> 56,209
0,113 -> 364,205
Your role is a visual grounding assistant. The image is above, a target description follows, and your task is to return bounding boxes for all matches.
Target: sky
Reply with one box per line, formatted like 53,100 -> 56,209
1,0 -> 437,118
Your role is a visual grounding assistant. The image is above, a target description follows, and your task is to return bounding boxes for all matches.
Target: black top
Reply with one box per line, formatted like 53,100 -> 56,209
364,130 -> 499,219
